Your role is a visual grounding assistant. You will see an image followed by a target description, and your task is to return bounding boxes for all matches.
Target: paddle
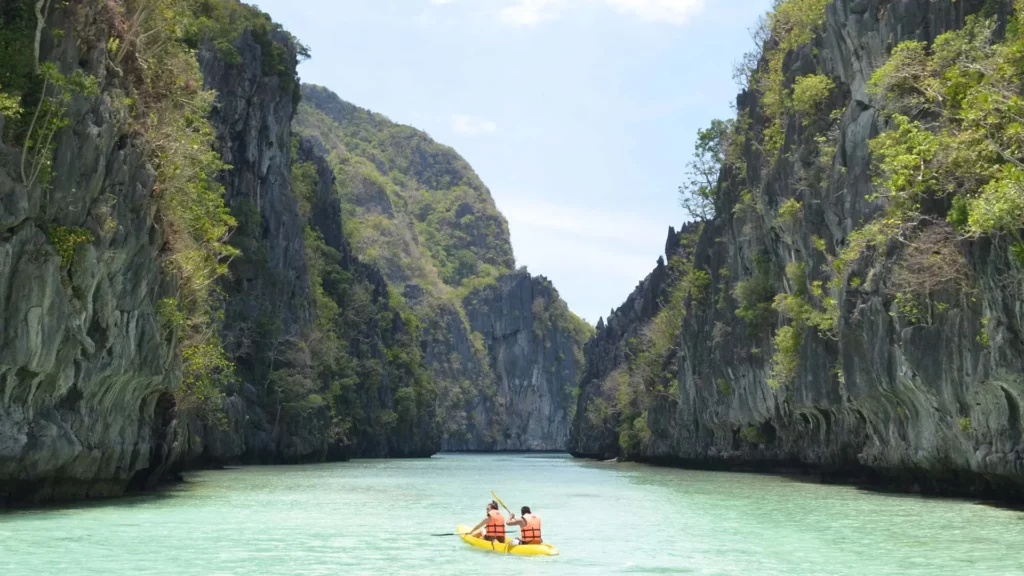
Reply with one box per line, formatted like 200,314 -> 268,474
490,491 -> 512,516
430,533 -> 457,536
489,491 -> 522,551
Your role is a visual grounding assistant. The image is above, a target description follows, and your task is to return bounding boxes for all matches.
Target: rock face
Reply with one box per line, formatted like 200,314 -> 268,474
168,30 -> 440,466
0,6 -> 175,504
0,1 -> 444,504
447,272 -> 580,451
165,27 -> 322,469
295,135 -> 440,459
571,227 -> 688,459
573,0 -> 1024,501
296,86 -> 590,453
297,85 -> 515,285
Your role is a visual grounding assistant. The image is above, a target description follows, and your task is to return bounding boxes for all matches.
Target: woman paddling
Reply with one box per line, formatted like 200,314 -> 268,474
469,501 -> 506,543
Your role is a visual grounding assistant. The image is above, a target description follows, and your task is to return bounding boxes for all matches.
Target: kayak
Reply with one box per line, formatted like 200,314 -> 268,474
455,524 -> 560,556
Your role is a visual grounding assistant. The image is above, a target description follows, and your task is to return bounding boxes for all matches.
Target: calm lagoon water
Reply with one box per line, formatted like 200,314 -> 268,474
2,453 -> 1023,575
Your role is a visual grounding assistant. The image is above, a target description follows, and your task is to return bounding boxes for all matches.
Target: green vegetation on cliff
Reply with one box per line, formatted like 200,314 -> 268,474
183,0 -> 307,105
295,85 -> 514,293
293,86 -> 507,422
584,229 -> 702,457
572,0 -> 1024,502
583,0 -> 1024,463
296,85 -> 590,449
592,0 -> 1024,458
758,0 -> 832,156
869,11 -> 1024,242
1,0 -> 587,475
130,0 -> 303,425
0,0 -> 263,422
678,120 -> 736,222
291,144 -> 437,454
673,0 -> 847,390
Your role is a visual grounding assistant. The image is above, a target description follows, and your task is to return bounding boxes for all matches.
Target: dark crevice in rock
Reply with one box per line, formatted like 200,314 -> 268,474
1003,387 -> 1021,443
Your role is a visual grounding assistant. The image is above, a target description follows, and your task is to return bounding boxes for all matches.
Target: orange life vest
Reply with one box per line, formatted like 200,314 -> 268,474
521,513 -> 542,544
486,509 -> 506,540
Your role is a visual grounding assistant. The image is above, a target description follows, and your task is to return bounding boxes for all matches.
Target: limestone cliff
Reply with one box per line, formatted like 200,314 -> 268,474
169,24 -> 321,468
296,86 -> 591,452
0,2 -> 176,503
448,272 -> 582,451
573,0 -> 1024,501
570,227 -> 689,459
168,27 -> 440,466
0,0 -> 441,505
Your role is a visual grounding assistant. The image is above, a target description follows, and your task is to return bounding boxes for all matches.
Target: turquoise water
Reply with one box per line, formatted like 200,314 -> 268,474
2,454 -> 1023,575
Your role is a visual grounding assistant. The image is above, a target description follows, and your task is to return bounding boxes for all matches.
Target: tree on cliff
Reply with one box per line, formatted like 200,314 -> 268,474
678,118 -> 735,222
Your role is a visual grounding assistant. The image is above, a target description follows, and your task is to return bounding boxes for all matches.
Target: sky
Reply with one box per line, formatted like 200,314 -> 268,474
253,0 -> 773,325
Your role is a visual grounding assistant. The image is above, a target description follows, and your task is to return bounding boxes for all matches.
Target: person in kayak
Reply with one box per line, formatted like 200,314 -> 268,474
507,505 -> 542,545
469,501 -> 506,543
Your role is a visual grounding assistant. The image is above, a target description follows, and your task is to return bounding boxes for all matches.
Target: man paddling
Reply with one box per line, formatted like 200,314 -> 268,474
469,501 -> 506,543
507,505 -> 542,545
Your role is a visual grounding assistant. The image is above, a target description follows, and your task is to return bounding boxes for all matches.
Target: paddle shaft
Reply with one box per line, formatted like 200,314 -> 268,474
437,525 -> 521,537
491,491 -> 513,517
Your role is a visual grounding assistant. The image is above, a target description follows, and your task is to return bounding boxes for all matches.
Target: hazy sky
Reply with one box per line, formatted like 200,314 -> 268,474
253,0 -> 771,324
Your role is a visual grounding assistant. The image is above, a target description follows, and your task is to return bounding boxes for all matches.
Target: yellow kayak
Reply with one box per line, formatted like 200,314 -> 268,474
455,524 -> 560,556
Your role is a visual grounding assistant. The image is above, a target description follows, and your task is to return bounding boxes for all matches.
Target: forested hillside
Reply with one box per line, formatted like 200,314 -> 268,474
297,85 -> 514,289
296,86 -> 592,450
573,0 -> 1024,501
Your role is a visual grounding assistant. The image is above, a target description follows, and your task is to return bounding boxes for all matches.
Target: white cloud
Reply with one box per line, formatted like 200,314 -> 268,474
499,0 -> 704,26
500,0 -> 565,26
430,0 -> 457,4
500,197 -> 665,248
604,0 -> 704,24
453,114 -> 498,135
